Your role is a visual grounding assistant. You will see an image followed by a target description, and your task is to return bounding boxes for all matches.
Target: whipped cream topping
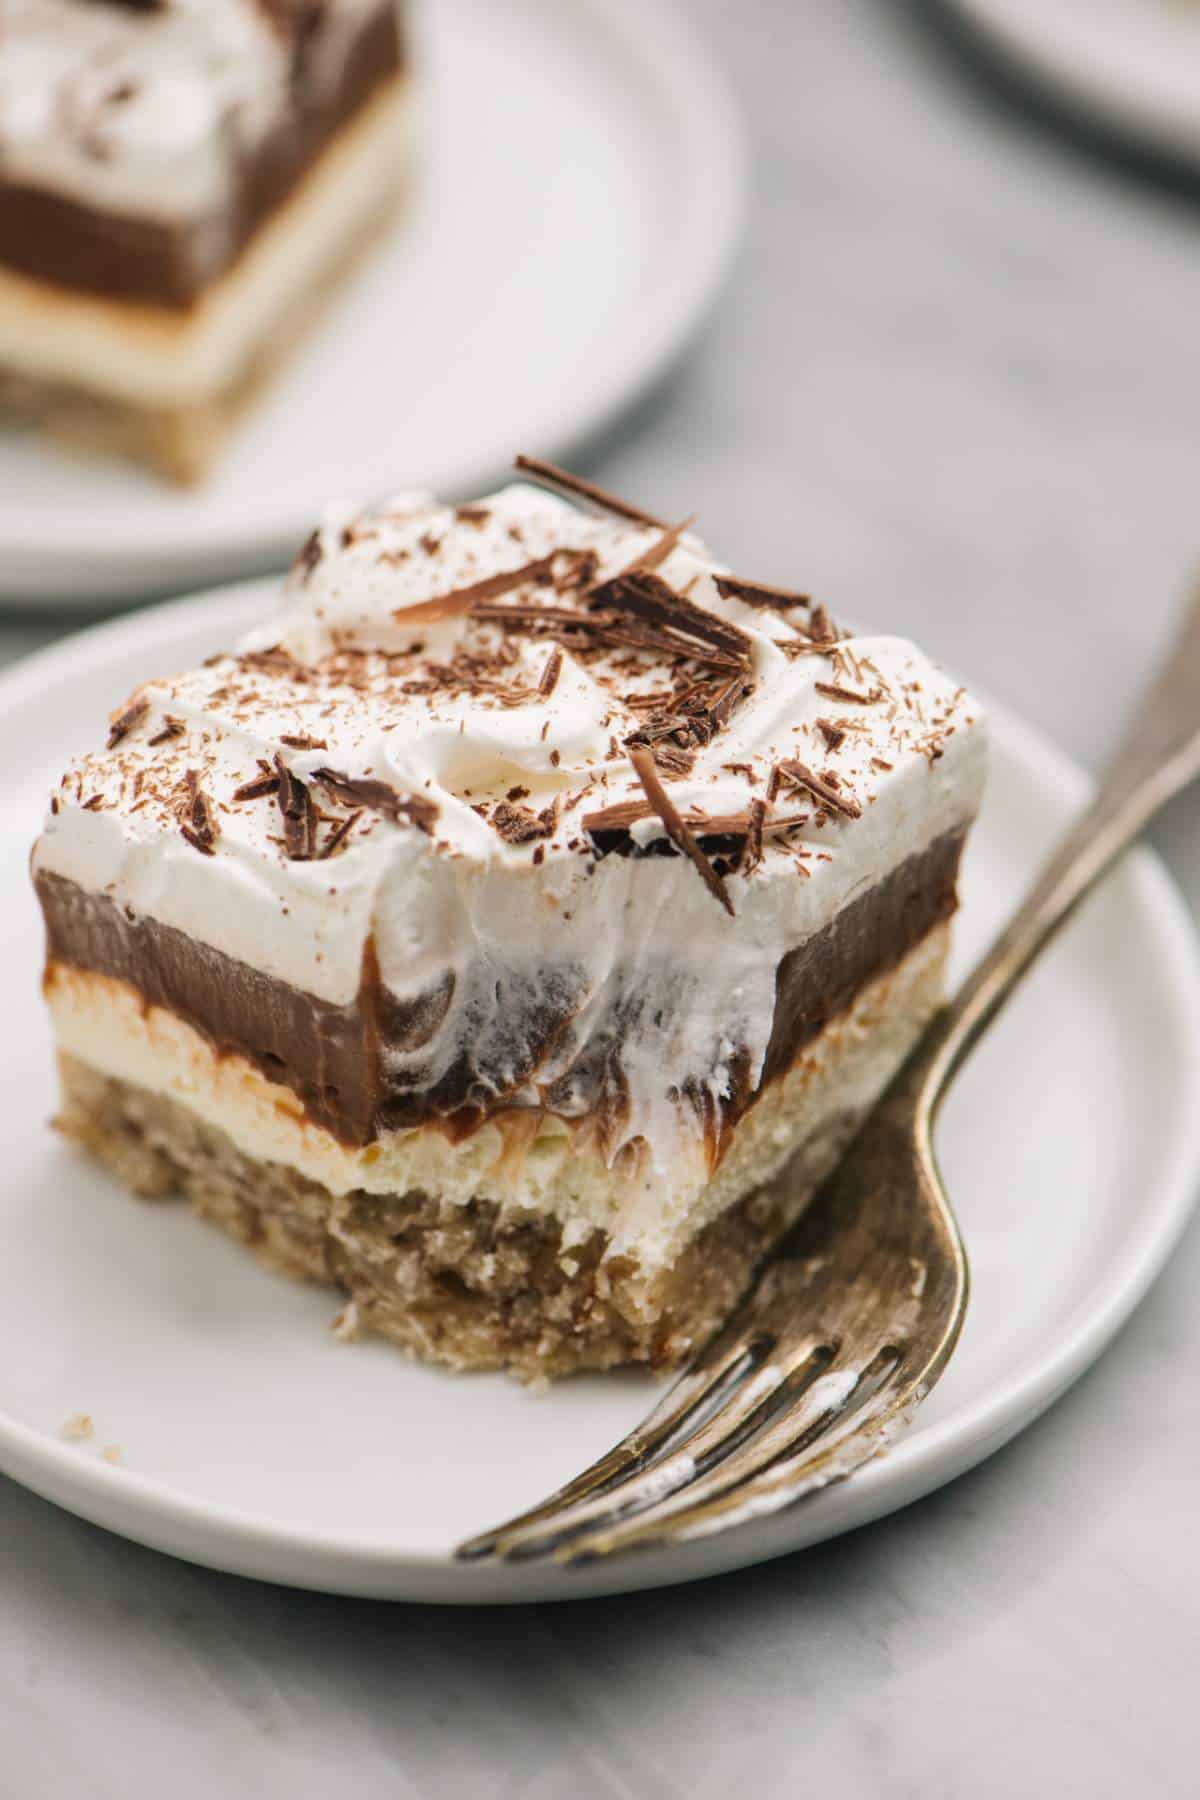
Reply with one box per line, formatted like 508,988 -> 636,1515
0,0 -> 393,222
34,479 -> 987,1178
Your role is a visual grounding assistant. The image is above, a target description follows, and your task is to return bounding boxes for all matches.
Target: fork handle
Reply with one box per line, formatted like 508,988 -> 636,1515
920,584 -> 1200,1110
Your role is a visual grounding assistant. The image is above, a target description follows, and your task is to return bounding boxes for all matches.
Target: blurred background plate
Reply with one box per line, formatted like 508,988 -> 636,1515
0,0 -> 744,606
946,0 -> 1200,164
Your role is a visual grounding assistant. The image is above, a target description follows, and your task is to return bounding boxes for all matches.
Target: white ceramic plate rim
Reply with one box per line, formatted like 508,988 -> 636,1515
0,0 -> 745,571
3,583 -> 1200,1603
946,0 -> 1200,164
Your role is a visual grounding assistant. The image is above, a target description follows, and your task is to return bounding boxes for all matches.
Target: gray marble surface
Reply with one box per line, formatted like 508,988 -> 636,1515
4,2 -> 1200,1794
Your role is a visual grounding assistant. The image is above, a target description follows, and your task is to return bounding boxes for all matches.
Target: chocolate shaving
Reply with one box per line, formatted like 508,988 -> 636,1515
708,672 -> 754,730
589,569 -> 753,667
318,810 -> 363,860
513,454 -> 668,529
148,715 -> 185,747
107,697 -> 149,749
650,743 -> 696,778
777,760 -> 862,819
582,796 -> 812,842
312,768 -> 438,835
628,745 -> 734,916
274,755 -> 318,860
180,771 -> 219,856
392,554 -> 564,624
455,504 -> 491,526
808,603 -> 838,646
490,798 -> 558,845
280,733 -> 328,750
232,770 -> 281,803
619,516 -> 697,577
240,645 -> 301,675
713,575 -> 811,612
814,680 -> 883,706
296,529 -> 323,580
739,797 -> 767,874
778,639 -> 837,661
816,717 -> 846,751
538,644 -> 564,697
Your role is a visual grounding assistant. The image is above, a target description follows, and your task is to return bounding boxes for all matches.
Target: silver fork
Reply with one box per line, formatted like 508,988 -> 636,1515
458,587 -> 1200,1568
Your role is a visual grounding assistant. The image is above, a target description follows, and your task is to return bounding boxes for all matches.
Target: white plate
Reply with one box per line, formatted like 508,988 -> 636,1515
2,582 -> 1199,1605
946,0 -> 1200,165
0,0 -> 744,605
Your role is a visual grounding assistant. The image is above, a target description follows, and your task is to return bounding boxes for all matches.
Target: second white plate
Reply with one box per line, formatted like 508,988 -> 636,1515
946,0 -> 1200,165
1,582 -> 1199,1603
0,0 -> 744,603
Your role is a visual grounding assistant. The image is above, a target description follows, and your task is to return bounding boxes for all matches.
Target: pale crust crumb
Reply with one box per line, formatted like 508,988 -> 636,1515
330,1300 -> 361,1341
101,1445 -> 122,1465
61,1412 -> 93,1442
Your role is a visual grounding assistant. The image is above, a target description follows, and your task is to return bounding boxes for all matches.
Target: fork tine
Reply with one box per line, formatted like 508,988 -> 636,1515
559,1346 -> 913,1563
478,1338 -> 840,1564
456,1315 -> 776,1560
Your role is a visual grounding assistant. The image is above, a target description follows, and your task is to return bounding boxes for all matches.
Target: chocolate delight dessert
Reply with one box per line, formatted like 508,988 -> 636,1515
32,460 -> 987,1378
0,1 -> 411,482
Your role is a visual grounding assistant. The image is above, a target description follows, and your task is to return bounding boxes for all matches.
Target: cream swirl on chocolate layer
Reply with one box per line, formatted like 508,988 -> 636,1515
0,0 -> 395,224
33,481 -> 986,1174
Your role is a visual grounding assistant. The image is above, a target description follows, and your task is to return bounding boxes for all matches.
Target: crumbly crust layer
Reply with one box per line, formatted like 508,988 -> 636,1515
55,1053 -> 854,1380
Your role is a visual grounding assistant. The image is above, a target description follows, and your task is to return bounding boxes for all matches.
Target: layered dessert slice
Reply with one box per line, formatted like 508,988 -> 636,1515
32,460 -> 987,1378
0,1 -> 411,482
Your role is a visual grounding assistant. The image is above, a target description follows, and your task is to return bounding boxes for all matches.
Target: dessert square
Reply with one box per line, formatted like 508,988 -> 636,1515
33,460 -> 987,1378
0,1 -> 411,483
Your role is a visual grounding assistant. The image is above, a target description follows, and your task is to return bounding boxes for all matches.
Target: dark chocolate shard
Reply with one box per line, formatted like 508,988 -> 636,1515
312,768 -> 438,834
538,644 -> 564,697
628,745 -> 734,916
274,755 -> 318,860
318,809 -> 364,860
814,680 -> 883,706
107,697 -> 149,749
807,603 -> 838,646
295,528 -> 324,581
513,454 -> 668,529
180,770 -> 219,856
148,715 -> 185,747
232,770 -> 282,804
588,569 -> 753,667
392,554 -> 563,625
490,798 -> 559,845
777,759 -> 862,819
713,575 -> 811,612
